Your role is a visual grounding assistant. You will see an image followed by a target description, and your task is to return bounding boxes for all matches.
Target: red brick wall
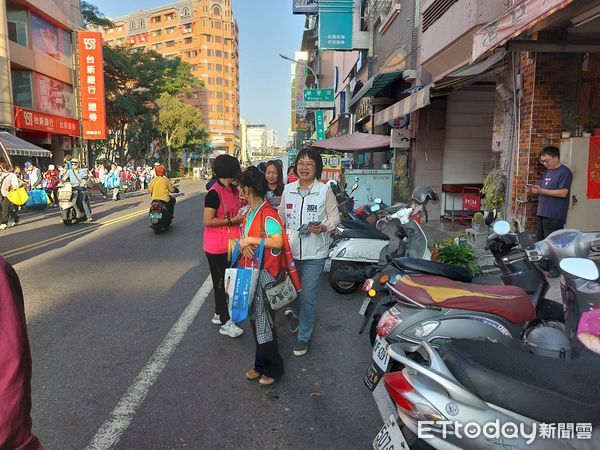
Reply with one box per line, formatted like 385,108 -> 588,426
511,52 -> 565,230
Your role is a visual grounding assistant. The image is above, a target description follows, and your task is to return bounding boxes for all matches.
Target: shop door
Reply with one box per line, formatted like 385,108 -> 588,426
561,137 -> 600,231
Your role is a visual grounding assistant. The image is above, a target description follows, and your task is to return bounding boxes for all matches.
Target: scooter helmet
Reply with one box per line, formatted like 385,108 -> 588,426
411,185 -> 438,204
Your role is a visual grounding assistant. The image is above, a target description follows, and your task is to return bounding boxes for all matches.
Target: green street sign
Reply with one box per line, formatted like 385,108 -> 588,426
315,110 -> 325,141
304,89 -> 335,109
319,0 -> 354,51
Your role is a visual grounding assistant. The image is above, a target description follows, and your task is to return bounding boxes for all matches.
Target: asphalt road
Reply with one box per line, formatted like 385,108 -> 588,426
0,180 -> 382,450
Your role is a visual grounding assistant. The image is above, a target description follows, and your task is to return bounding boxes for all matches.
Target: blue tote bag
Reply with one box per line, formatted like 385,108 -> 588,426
225,238 -> 265,324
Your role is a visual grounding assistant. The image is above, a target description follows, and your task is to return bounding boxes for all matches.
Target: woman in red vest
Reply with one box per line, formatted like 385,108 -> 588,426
237,167 -> 286,386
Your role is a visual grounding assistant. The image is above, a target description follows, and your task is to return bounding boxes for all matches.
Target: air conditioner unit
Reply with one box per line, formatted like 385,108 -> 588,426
402,70 -> 417,82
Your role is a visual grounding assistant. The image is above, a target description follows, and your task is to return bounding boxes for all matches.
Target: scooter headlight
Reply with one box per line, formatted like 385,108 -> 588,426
362,278 -> 374,292
405,321 -> 440,338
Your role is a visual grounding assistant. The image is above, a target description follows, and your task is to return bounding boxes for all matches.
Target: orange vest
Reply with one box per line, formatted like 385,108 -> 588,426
241,203 -> 284,278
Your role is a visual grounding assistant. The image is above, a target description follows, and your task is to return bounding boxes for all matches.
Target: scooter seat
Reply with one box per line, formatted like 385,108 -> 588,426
440,339 -> 600,425
394,257 -> 472,283
393,274 -> 535,323
340,219 -> 372,230
341,228 -> 390,241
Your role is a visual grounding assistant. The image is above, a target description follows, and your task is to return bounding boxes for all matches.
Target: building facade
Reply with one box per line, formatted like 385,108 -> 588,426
1,0 -> 83,164
102,0 -> 240,156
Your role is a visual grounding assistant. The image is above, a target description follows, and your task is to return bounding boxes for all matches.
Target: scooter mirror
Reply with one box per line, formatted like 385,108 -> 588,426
493,220 -> 511,236
351,183 -> 359,191
374,198 -> 382,204
370,204 -> 381,213
354,176 -> 360,182
376,218 -> 389,231
560,258 -> 599,281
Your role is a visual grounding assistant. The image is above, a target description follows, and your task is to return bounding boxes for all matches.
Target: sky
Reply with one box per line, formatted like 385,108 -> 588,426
95,0 -> 306,145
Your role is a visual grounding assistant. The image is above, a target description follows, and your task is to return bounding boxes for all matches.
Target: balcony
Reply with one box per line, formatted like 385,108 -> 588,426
420,0 -> 507,79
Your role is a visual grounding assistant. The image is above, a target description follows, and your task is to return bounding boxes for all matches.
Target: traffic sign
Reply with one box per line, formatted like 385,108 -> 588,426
304,89 -> 335,109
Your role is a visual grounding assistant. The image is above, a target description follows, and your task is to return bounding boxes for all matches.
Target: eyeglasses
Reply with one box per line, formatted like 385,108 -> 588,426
297,161 -> 316,168
540,158 -> 551,165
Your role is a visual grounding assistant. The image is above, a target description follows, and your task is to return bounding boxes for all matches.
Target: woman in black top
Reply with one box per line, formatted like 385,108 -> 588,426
264,160 -> 284,197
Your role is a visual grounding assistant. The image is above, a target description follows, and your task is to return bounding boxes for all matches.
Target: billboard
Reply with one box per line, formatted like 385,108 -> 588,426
318,0 -> 354,50
14,106 -> 79,137
33,73 -> 74,118
293,0 -> 319,14
31,14 -> 71,65
78,32 -> 107,140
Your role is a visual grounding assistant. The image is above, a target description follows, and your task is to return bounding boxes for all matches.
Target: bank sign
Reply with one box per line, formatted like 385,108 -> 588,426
304,89 -> 334,109
319,0 -> 354,50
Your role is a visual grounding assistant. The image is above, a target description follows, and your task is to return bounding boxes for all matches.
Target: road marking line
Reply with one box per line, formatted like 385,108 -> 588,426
86,275 -> 214,450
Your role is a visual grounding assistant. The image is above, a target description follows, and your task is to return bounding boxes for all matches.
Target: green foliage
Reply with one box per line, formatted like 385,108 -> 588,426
472,212 -> 484,224
81,1 -> 113,28
434,239 -> 482,278
480,168 -> 505,211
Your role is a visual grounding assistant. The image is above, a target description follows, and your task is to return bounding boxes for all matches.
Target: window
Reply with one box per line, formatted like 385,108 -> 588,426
213,21 -> 221,29
182,23 -> 192,32
207,63 -> 214,70
186,50 -> 198,58
166,14 -> 175,21
154,42 -> 162,49
215,50 -> 222,57
212,5 -> 222,17
107,28 -> 114,34
152,30 -> 161,37
191,64 -> 199,70
181,7 -> 191,17
7,7 -> 28,47
117,26 -> 124,32
117,38 -> 125,45
206,35 -> 213,42
166,40 -> 175,47
215,64 -> 222,71
130,20 -> 136,29
166,27 -> 175,33
207,49 -> 213,56
215,36 -> 222,43
152,16 -> 161,23
216,78 -> 222,85
139,18 -> 145,27
11,70 -> 33,109
184,37 -> 192,44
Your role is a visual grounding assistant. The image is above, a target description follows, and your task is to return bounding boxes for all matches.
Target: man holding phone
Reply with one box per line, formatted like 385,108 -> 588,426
527,146 -> 573,243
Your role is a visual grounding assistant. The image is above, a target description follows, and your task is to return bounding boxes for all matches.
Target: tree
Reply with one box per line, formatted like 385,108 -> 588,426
157,93 -> 208,171
81,1 -> 113,28
101,46 -> 202,163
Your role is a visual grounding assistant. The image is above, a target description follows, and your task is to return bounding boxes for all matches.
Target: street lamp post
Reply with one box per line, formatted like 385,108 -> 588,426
279,53 -> 319,89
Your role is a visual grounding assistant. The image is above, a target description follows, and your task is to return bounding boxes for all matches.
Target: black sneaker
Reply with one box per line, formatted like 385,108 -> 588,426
293,340 -> 309,356
285,309 -> 299,333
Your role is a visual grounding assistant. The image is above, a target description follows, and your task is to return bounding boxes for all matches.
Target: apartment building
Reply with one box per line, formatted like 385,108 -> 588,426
1,0 -> 82,164
102,0 -> 240,155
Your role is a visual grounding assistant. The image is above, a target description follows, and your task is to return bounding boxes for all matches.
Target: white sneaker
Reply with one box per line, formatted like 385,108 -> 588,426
219,320 -> 243,338
0,224 -> 7,230
211,314 -> 223,325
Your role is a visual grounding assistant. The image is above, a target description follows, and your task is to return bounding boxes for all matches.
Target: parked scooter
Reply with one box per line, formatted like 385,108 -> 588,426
368,258 -> 600,449
326,185 -> 438,294
58,183 -> 91,225
362,222 -> 600,392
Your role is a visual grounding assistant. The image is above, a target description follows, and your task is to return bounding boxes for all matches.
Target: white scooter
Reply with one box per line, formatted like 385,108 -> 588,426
58,182 -> 91,225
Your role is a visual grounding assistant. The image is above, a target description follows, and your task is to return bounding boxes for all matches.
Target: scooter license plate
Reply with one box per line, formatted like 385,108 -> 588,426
149,212 -> 163,220
323,259 -> 332,272
373,415 -> 409,450
372,335 -> 390,372
359,297 -> 370,316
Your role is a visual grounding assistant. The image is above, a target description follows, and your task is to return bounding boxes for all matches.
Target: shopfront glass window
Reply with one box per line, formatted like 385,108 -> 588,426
11,70 -> 33,109
7,7 -> 28,47
31,14 -> 72,66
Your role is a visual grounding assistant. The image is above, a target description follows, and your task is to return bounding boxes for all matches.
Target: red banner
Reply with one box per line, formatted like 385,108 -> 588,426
588,137 -> 600,199
78,31 -> 107,140
14,106 -> 79,137
472,0 -> 574,62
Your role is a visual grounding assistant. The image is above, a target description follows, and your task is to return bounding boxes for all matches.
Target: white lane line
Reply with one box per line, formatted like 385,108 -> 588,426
86,274 -> 214,450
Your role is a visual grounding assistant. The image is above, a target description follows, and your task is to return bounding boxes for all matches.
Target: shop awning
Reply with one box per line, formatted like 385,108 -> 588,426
309,132 -> 390,152
0,131 -> 53,158
373,85 -> 432,127
349,71 -> 403,109
472,0 -> 575,62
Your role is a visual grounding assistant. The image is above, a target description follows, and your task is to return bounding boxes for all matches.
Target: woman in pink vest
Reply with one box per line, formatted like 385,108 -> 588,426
203,155 -> 244,338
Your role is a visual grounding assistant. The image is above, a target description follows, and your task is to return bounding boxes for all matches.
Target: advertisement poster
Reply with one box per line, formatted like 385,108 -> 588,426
78,32 -> 107,139
34,73 -> 74,118
321,153 -> 342,182
588,137 -> 600,199
31,15 -> 71,65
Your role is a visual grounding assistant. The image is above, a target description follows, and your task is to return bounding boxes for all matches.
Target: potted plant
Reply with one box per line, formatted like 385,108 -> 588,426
472,211 -> 485,232
434,238 -> 482,278
585,104 -> 600,136
481,167 -> 505,221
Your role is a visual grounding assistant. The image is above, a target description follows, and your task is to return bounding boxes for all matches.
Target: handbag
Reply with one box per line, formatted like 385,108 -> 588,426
25,189 -> 48,210
7,187 -> 29,206
263,270 -> 297,311
225,238 -> 265,323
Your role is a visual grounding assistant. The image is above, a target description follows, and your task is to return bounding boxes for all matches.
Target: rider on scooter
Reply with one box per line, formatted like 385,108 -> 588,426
61,159 -> 93,222
148,165 -> 177,217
